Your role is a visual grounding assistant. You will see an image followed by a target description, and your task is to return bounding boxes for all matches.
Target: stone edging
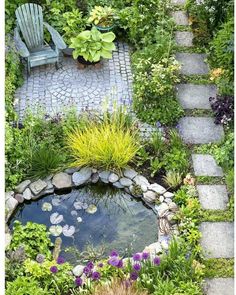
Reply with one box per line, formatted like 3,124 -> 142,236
5,167 -> 179,255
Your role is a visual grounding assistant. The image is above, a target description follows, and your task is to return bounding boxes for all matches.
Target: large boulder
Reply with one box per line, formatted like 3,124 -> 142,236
52,172 -> 72,189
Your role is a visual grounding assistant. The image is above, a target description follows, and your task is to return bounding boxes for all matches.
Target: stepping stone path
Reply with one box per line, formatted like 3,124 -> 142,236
171,3 -> 233,294
200,222 -> 234,258
203,278 -> 234,295
176,53 -> 209,75
197,185 -> 229,210
192,154 -> 223,177
179,117 -> 224,144
176,84 -> 217,109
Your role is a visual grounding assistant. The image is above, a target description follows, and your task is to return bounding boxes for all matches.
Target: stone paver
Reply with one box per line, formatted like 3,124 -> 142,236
171,11 -> 189,26
176,53 -> 209,75
176,84 -> 217,109
171,0 -> 186,5
15,42 -> 133,118
197,185 -> 229,210
179,117 -> 224,144
203,278 -> 234,295
192,154 -> 224,177
175,31 -> 193,47
200,222 -> 234,258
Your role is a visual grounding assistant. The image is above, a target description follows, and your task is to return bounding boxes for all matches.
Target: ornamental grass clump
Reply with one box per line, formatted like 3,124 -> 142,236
67,116 -> 139,171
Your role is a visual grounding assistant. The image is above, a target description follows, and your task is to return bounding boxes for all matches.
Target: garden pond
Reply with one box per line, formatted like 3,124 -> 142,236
9,183 -> 157,257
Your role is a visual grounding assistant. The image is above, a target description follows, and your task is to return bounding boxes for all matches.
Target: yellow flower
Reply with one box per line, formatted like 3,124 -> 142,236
210,68 -> 224,80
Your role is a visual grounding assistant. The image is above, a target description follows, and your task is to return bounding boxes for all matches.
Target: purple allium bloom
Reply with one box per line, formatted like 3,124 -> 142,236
91,271 -> 101,281
108,256 -> 120,267
50,266 -> 58,273
130,272 -> 138,281
117,259 -> 123,268
87,261 -> 94,270
153,256 -> 161,265
75,277 -> 83,287
110,249 -> 119,257
133,253 -> 141,261
98,262 -> 104,268
57,256 -> 65,264
133,263 -> 141,272
83,266 -> 90,275
142,252 -> 149,260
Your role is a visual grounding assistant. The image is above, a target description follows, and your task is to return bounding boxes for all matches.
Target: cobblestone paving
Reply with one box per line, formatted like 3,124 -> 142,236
15,42 -> 133,118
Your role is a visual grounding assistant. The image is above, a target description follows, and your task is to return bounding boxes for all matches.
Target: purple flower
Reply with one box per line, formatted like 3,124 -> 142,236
91,271 -> 101,281
110,249 -> 119,257
117,259 -> 123,268
75,277 -> 83,287
50,266 -> 58,273
57,256 -> 65,264
133,253 -> 141,261
130,272 -> 138,281
153,256 -> 161,265
98,262 -> 104,268
142,252 -> 149,260
86,261 -> 94,270
133,263 -> 141,272
83,266 -> 91,275
108,256 -> 120,267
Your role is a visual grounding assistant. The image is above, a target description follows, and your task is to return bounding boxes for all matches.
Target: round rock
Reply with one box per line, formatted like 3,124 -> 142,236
52,172 -> 72,189
23,188 -> 32,200
143,190 -> 157,203
72,167 -> 92,186
15,180 -> 31,193
123,168 -> 138,179
119,177 -> 133,187
14,193 -> 24,203
108,173 -> 119,183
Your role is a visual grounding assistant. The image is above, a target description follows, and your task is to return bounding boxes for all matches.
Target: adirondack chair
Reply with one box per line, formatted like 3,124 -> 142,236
14,3 -> 66,75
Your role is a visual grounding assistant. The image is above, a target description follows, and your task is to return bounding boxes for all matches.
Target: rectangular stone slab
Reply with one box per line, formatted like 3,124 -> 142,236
203,278 -> 234,295
171,11 -> 189,26
176,53 -> 209,75
192,154 -> 224,176
171,0 -> 186,5
178,117 -> 224,144
197,185 -> 229,210
175,31 -> 193,47
176,84 -> 217,109
200,222 -> 234,258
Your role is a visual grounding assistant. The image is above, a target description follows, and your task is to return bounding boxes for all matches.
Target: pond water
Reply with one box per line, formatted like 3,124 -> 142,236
9,184 -> 157,257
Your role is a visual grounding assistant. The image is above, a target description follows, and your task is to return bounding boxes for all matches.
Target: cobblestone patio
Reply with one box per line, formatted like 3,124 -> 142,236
15,42 -> 133,118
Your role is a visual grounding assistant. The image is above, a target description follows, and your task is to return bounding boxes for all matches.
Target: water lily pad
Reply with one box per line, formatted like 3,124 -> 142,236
50,212 -> 63,224
71,210 -> 78,216
85,204 -> 97,214
82,203 -> 88,209
52,198 -> 61,206
62,225 -> 75,237
77,217 -> 83,223
42,202 -> 52,212
74,201 -> 83,210
49,225 -> 62,236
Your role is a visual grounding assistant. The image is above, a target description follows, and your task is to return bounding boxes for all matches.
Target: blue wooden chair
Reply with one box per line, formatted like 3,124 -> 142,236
14,3 -> 66,75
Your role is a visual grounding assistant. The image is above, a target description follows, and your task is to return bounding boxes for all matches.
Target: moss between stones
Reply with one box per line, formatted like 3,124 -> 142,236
174,46 -> 206,54
196,176 -> 225,185
180,74 -> 212,85
203,258 -> 234,278
184,109 -> 214,117
174,25 -> 192,32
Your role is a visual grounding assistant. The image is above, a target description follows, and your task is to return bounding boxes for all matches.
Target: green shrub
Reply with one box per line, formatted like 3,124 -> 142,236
67,112 -> 139,171
10,221 -> 53,260
6,277 -> 46,295
163,171 -> 182,188
226,169 -> 234,195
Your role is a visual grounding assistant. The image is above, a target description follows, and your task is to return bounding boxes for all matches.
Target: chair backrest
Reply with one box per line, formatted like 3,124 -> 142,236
15,3 -> 44,51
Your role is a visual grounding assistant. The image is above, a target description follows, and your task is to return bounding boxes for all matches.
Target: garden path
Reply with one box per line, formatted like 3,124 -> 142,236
171,0 -> 234,294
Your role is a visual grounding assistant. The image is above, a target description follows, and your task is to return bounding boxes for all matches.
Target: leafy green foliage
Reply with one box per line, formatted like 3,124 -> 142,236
10,221 -> 53,259
6,277 -> 46,295
163,171 -> 182,188
70,27 -> 116,62
88,6 -> 117,27
203,258 -> 234,278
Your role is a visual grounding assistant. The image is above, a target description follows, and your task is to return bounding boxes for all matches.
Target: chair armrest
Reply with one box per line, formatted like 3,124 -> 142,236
44,22 -> 67,50
14,28 -> 30,58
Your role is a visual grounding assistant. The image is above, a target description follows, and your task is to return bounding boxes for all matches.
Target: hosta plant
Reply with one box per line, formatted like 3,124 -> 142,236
88,6 -> 117,27
70,27 -> 116,62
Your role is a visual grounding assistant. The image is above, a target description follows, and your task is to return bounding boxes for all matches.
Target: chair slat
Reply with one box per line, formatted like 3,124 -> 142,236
15,7 -> 32,48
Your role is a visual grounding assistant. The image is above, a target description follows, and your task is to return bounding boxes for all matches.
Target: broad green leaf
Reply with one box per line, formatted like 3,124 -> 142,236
101,49 -> 112,59
102,42 -> 116,51
91,27 -> 101,41
78,30 -> 91,40
101,32 -> 116,42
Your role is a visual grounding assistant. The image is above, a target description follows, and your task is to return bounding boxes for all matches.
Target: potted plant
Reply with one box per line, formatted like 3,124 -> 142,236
69,27 -> 116,66
88,6 -> 117,32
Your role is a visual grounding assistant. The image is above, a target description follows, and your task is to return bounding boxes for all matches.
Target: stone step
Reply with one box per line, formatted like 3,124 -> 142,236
197,185 -> 229,210
171,0 -> 186,5
171,11 -> 189,26
175,31 -> 193,47
192,154 -> 224,177
178,117 -> 224,144
200,222 -> 234,258
203,278 -> 234,295
176,53 -> 209,75
176,84 -> 217,109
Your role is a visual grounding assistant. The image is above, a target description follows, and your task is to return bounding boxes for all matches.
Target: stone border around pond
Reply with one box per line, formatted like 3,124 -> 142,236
5,167 -> 180,257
